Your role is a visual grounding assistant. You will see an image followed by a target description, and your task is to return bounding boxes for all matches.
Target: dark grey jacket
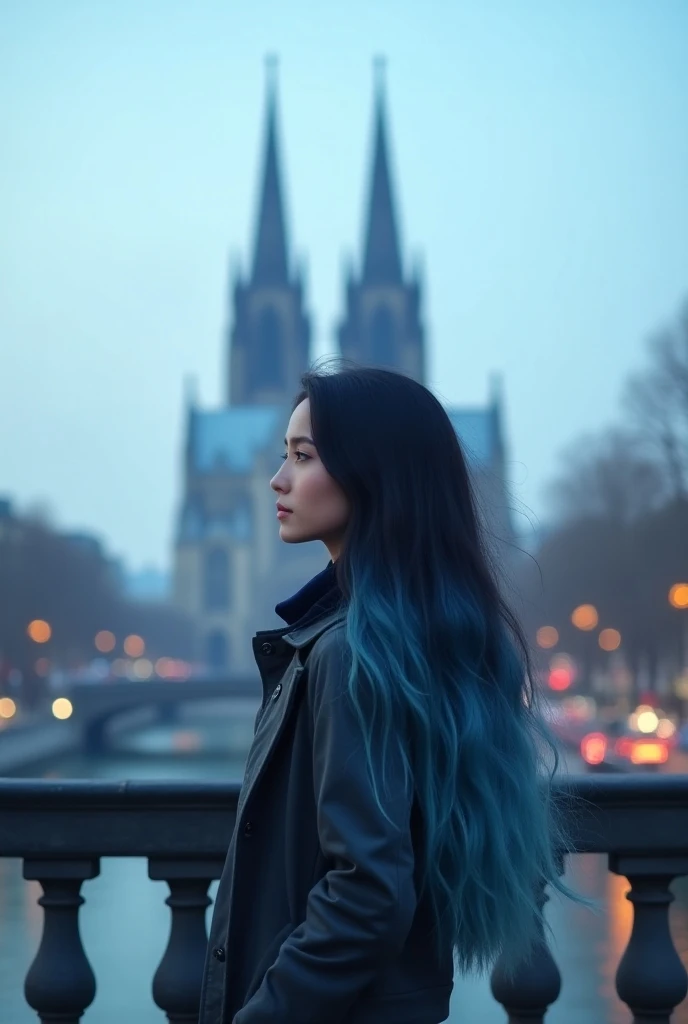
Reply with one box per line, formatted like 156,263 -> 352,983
198,563 -> 454,1024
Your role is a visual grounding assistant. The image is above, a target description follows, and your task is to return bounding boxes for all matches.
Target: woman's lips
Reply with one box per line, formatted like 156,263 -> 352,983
276,509 -> 292,520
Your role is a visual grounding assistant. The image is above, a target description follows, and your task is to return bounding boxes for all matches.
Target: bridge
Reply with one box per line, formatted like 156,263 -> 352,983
0,774 -> 686,1022
63,677 -> 261,752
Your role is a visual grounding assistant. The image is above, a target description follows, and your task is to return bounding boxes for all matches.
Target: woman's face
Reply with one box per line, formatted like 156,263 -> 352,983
270,399 -> 350,561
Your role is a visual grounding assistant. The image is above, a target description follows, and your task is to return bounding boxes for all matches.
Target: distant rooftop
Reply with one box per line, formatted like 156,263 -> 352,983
190,403 -> 497,476
192,406 -> 284,474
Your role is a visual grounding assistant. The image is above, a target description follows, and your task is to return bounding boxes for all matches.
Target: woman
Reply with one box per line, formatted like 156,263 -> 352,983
199,365 -> 578,1024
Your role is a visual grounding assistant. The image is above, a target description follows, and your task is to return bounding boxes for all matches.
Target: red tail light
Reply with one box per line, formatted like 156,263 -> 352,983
581,732 -> 607,765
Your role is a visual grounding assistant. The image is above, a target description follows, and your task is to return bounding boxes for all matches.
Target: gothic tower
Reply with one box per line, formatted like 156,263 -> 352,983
338,61 -> 425,383
228,59 -> 311,407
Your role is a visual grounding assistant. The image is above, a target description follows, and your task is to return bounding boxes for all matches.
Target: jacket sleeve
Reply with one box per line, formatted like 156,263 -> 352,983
233,626 -> 417,1024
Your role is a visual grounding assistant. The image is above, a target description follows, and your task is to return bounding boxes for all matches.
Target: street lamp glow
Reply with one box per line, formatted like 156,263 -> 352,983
95,630 -> 116,653
124,634 -> 145,658
599,628 -> 621,652
571,605 -> 598,631
669,583 -> 688,609
536,626 -> 559,649
27,619 -> 51,643
52,698 -> 73,720
0,698 -> 17,719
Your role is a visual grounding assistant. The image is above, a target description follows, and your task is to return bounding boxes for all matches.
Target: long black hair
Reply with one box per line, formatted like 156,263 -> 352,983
292,362 -> 583,974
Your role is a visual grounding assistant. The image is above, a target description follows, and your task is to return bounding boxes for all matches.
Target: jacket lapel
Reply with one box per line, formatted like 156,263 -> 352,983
236,608 -> 347,820
236,654 -> 304,820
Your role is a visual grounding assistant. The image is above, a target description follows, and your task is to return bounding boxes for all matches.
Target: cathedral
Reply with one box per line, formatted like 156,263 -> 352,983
173,64 -> 514,674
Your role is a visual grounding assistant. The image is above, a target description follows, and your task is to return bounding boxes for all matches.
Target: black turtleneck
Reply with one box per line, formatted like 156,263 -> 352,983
274,560 -> 343,629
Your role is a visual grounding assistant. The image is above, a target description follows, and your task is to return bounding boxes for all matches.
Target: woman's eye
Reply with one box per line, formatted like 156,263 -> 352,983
279,451 -> 309,462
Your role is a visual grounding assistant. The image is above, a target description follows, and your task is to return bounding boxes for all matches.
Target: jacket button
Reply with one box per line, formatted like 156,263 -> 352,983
243,820 -> 254,837
271,683 -> 282,701
212,947 -> 226,962
260,642 -> 274,655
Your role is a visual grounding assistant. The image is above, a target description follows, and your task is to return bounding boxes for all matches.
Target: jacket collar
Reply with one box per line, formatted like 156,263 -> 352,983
274,560 -> 346,650
282,605 -> 346,650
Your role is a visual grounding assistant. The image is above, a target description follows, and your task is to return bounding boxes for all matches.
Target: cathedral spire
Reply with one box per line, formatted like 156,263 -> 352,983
362,58 -> 403,285
251,56 -> 289,285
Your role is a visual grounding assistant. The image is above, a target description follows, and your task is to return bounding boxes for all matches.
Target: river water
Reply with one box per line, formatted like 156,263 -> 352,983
0,703 -> 686,1024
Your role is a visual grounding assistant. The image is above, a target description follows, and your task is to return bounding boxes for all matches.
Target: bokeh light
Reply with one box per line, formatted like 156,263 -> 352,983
27,619 -> 51,643
52,698 -> 73,720
668,583 -> 688,609
124,634 -> 145,657
536,626 -> 559,649
581,732 -> 607,765
636,708 -> 659,733
133,658 -> 153,680
0,697 -> 17,719
571,604 -> 598,631
599,628 -> 621,651
656,718 -> 676,739
95,630 -> 116,653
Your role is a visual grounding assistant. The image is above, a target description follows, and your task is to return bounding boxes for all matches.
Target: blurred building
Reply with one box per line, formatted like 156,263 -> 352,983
173,64 -> 513,673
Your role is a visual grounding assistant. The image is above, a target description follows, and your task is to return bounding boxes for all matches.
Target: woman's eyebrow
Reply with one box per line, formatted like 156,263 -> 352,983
284,435 -> 316,446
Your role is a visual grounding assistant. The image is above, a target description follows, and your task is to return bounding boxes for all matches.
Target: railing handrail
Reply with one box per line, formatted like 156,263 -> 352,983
0,774 -> 686,859
0,772 -> 687,805
1,773 -> 686,1022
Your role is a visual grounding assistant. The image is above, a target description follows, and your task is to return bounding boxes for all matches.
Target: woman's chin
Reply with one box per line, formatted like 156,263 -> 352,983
278,521 -> 314,545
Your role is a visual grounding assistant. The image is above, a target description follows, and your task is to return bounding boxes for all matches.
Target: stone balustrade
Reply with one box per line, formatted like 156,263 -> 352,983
0,774 -> 686,1023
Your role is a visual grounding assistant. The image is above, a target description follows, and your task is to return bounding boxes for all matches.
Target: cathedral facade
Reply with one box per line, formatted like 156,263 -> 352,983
173,67 -> 514,674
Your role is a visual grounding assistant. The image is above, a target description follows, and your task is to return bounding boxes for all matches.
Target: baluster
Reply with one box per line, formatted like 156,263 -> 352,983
23,858 -> 100,1024
609,855 -> 688,1024
149,857 -> 224,1023
490,856 -> 564,1023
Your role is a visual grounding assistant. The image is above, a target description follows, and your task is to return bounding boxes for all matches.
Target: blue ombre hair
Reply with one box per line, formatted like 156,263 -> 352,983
292,363 -> 585,976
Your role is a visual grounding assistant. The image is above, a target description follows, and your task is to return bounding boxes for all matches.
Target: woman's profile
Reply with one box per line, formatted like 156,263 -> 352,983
198,364 -> 578,1024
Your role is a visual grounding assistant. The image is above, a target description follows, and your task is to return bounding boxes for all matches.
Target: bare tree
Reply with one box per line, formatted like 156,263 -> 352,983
545,427 -> 665,525
623,304 -> 688,499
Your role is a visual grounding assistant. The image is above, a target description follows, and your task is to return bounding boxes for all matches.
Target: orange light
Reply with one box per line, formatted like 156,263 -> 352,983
630,740 -> 668,765
536,626 -> 559,649
95,630 -> 116,653
571,604 -> 599,631
581,732 -> 607,765
124,634 -> 145,657
27,619 -> 51,643
0,697 -> 17,719
599,628 -> 621,652
669,583 -> 688,609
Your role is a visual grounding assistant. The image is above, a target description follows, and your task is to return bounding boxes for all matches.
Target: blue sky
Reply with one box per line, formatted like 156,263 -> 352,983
2,0 -> 687,570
